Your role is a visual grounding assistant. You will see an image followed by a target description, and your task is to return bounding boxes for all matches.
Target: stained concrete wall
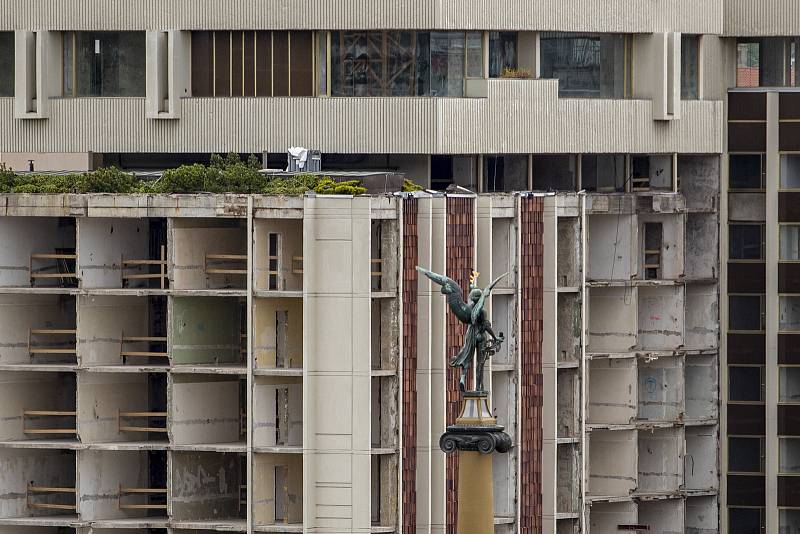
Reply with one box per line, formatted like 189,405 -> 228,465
253,298 -> 302,369
588,501 -> 637,533
637,498 -> 684,534
685,426 -> 718,491
0,371 -> 75,440
637,427 -> 683,493
686,495 -> 718,534
0,293 -> 75,364
685,214 -> 719,279
169,375 -> 240,445
253,453 -> 303,525
253,219 -> 303,292
557,293 -> 581,363
587,214 -> 636,281
77,295 -> 148,366
587,287 -> 637,353
303,196 -> 372,533
0,216 -> 73,287
0,448 -> 75,517
370,297 -> 399,371
637,286 -> 684,350
638,357 -> 684,422
587,430 -> 637,497
557,217 -> 582,288
77,218 -> 149,289
685,285 -> 719,350
253,376 -> 302,448
170,219 -> 246,290
170,451 -> 240,521
587,359 -> 637,425
679,155 -> 720,213
170,297 -> 240,365
77,450 -> 148,520
685,354 -> 719,422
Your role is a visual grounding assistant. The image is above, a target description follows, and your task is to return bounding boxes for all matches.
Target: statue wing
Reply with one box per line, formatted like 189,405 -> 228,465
471,273 -> 507,323
416,266 -> 471,323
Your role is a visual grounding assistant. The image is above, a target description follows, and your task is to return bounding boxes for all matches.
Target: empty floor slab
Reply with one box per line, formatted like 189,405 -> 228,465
171,451 -> 243,522
0,371 -> 76,441
77,372 -> 166,443
254,219 -> 303,292
171,218 -> 247,290
0,294 -> 76,365
0,217 -> 76,288
77,217 -> 165,289
77,450 -> 166,520
253,453 -> 302,527
0,449 -> 76,518
170,375 -> 244,446
253,376 -> 302,449
171,297 -> 243,367
77,295 -> 166,367
254,298 -> 303,370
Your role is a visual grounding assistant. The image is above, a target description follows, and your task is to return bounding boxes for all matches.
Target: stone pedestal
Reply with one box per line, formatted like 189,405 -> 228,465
439,391 -> 511,534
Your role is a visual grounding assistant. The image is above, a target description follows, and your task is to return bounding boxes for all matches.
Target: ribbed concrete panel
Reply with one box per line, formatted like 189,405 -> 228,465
724,0 -> 800,36
0,82 -> 724,155
0,0 -> 721,33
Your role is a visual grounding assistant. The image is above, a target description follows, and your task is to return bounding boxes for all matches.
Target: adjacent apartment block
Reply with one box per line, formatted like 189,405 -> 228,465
0,0 -> 799,533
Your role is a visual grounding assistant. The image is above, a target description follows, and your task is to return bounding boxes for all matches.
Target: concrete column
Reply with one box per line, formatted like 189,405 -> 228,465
303,195 -> 372,534
765,91 -> 779,533
541,195 -> 558,534
518,32 -> 539,78
146,30 -> 190,119
14,30 -> 55,119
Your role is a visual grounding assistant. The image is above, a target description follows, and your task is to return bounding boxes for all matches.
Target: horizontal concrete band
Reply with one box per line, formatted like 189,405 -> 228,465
724,0 -> 800,36
0,0 -> 722,33
0,81 -> 724,155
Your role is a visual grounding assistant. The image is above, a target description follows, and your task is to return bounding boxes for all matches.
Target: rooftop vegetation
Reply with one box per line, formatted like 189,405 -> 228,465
0,153 -> 424,195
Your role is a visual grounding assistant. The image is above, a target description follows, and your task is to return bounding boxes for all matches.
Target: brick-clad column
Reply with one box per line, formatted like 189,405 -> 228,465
520,196 -> 544,534
445,196 -> 475,534
402,197 -> 419,534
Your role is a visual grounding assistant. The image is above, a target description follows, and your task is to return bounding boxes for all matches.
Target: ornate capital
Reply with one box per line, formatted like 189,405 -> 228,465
439,425 -> 512,455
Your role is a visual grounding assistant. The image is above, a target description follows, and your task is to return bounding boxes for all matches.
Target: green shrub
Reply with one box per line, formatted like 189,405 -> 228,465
402,178 -> 424,192
0,155 -> 371,196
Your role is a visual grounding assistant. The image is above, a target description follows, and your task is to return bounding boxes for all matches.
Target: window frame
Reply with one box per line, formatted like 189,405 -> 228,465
728,364 -> 766,404
780,294 -> 800,333
729,222 -> 766,262
728,293 -> 766,333
728,152 -> 766,191
728,435 -> 766,474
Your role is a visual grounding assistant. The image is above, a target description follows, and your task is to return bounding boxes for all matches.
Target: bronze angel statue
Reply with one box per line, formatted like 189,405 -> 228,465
416,266 -> 505,392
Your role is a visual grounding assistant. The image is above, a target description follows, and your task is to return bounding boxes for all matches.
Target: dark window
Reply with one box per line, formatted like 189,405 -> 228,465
489,31 -> 518,77
681,34 -> 700,100
0,32 -> 13,97
729,295 -> 765,331
540,32 -> 632,98
268,233 -> 279,290
729,154 -> 765,189
63,32 -> 146,97
729,507 -> 764,534
190,30 -> 312,97
580,154 -> 624,192
430,155 -> 454,190
191,31 -> 213,96
729,437 -> 764,473
730,366 -> 764,402
730,224 -> 764,260
273,31 -> 289,97
643,223 -> 663,280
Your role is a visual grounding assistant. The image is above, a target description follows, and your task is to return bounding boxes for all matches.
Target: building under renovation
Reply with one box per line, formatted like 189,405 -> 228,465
3,0 -> 800,532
